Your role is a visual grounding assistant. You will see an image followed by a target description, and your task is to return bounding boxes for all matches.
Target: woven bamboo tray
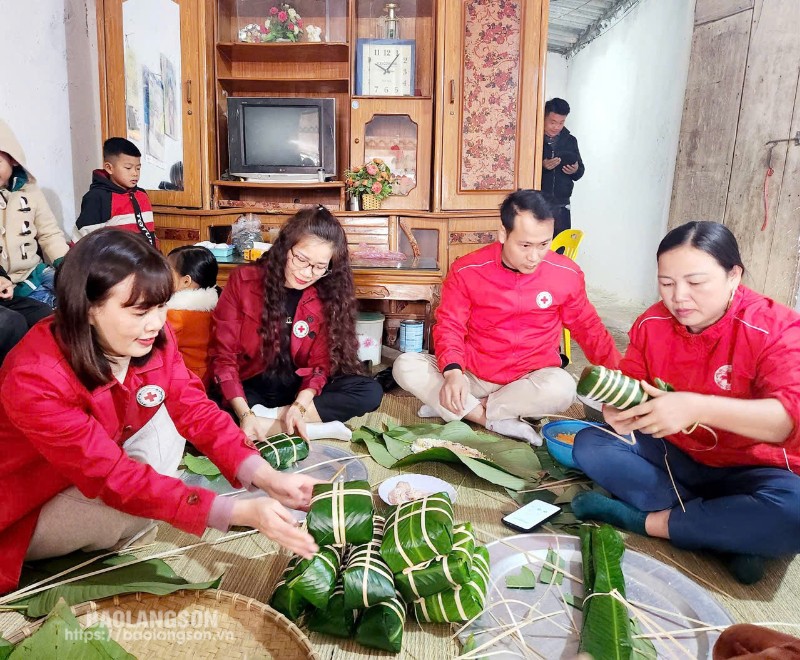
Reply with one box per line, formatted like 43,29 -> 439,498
6,589 -> 319,659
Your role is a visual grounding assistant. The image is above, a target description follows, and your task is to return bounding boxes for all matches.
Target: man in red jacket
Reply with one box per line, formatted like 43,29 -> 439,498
393,189 -> 621,444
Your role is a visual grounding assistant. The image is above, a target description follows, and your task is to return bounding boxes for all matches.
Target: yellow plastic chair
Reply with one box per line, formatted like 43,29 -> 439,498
550,229 -> 585,363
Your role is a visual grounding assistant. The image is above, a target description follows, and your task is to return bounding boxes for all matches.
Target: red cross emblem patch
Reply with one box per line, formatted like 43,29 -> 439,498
293,320 -> 310,338
136,385 -> 166,408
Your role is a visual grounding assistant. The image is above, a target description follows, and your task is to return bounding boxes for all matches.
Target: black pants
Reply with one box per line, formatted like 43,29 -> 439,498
242,371 -> 383,422
0,297 -> 52,364
552,205 -> 571,238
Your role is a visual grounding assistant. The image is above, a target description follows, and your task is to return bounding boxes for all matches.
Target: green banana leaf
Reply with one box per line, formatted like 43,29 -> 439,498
381,492 -> 454,574
394,522 -> 475,601
10,551 -> 222,618
270,558 -> 308,622
182,454 -> 221,477
354,592 -> 406,654
254,433 -> 309,470
579,524 -> 633,660
343,516 -> 396,609
8,599 -> 134,659
307,480 -> 374,546
413,545 -> 490,624
538,548 -> 566,585
0,639 -> 14,660
354,421 -> 542,491
630,618 -> 658,659
286,545 -> 343,609
307,579 -> 357,639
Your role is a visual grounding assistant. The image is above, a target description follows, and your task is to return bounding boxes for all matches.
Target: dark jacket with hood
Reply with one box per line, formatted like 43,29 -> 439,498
74,170 -> 155,245
540,127 -> 585,208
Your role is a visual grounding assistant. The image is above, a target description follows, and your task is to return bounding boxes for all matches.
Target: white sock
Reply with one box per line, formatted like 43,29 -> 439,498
251,404 -> 279,419
417,404 -> 440,418
305,421 -> 352,442
487,418 -> 543,446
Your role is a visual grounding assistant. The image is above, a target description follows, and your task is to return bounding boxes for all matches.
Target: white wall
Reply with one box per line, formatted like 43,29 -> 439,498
0,0 -> 101,235
545,0 -> 694,307
544,53 -> 569,101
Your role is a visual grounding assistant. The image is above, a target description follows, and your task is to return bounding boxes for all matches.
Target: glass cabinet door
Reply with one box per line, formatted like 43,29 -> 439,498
351,98 -> 431,210
101,0 -> 202,207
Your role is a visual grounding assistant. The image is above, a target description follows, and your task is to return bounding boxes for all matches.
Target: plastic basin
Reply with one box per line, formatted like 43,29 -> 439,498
541,420 -> 595,471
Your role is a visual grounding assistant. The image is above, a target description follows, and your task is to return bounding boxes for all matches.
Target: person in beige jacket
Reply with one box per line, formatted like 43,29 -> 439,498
0,120 -> 69,308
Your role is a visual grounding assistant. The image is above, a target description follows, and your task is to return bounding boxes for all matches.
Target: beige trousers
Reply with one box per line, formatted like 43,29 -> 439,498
25,406 -> 186,561
392,352 -> 576,422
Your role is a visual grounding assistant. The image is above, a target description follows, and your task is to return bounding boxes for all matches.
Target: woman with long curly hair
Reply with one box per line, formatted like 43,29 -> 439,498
209,206 -> 383,441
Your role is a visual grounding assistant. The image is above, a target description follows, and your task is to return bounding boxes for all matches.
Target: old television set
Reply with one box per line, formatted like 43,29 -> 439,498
227,97 -> 336,182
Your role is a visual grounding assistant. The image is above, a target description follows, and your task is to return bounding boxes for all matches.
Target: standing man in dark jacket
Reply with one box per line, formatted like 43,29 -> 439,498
541,98 -> 585,237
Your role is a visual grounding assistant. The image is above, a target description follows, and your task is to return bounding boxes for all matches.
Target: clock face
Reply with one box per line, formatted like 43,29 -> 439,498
357,39 -> 415,96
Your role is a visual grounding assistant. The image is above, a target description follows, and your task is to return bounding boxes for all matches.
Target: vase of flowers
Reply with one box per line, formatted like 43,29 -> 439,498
239,3 -> 303,43
345,159 -> 395,210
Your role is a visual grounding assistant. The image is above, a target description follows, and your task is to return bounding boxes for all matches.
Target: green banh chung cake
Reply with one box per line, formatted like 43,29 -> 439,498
306,480 -> 374,546
270,485 -> 490,654
255,433 -> 309,470
577,365 -> 674,410
395,522 -> 476,601
343,516 -> 396,609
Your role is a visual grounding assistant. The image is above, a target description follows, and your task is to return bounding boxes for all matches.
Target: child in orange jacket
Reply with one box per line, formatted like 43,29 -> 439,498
166,245 -> 219,383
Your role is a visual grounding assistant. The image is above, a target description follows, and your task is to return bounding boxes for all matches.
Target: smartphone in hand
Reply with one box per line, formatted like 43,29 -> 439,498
502,499 -> 561,533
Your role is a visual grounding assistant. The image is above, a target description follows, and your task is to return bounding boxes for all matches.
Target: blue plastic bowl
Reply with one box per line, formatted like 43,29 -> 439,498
541,420 -> 595,471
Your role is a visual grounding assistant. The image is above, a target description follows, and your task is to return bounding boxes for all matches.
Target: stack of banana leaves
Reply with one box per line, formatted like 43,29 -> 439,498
269,486 -> 491,654
353,421 -> 542,492
353,420 -> 593,532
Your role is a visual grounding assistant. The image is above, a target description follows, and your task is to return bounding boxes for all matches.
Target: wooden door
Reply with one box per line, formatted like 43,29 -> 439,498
99,0 -> 203,207
350,99 -> 433,210
437,0 -> 545,211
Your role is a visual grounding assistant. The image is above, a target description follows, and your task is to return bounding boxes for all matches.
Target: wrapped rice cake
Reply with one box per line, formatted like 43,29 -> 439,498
413,545 -> 490,623
307,578 -> 357,639
354,592 -> 406,654
283,544 -> 344,609
307,480 -> 374,546
343,515 -> 396,609
395,522 -> 475,601
255,433 -> 309,470
381,491 -> 454,574
270,558 -> 308,621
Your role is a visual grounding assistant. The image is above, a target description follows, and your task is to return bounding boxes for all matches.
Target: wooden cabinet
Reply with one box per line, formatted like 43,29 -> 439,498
350,99 -> 432,210
96,0 -> 550,292
436,0 -> 547,211
98,0 -> 207,208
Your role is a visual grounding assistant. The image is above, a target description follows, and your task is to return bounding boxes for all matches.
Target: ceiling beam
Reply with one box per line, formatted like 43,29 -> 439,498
566,0 -> 643,58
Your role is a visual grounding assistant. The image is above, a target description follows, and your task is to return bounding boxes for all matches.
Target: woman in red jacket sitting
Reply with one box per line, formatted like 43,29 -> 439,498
572,221 -> 800,584
0,230 -> 318,594
209,206 -> 383,443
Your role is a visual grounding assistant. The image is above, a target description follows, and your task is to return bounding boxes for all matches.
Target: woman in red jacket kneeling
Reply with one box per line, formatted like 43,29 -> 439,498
0,230 -> 319,594
571,221 -> 800,585
209,206 -> 383,443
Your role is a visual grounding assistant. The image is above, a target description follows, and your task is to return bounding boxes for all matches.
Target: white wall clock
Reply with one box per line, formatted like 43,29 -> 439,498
356,39 -> 416,97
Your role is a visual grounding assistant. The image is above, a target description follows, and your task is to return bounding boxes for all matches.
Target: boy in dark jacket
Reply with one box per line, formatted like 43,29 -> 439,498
540,98 -> 585,237
74,138 -> 156,245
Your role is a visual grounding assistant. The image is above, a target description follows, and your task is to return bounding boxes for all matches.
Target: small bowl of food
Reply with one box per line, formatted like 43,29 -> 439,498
541,420 -> 595,471
379,474 -> 457,506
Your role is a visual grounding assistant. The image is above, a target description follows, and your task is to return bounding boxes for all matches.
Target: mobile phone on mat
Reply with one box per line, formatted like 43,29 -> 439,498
502,499 -> 561,533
